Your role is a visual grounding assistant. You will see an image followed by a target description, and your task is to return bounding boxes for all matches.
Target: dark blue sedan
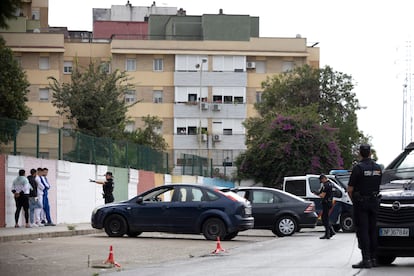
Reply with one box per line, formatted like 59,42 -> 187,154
91,183 -> 254,240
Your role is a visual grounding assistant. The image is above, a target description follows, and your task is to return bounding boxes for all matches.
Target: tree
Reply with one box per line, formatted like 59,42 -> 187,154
236,113 -> 343,188
124,115 -> 168,151
0,0 -> 21,29
0,36 -> 31,143
256,65 -> 366,168
48,61 -> 133,140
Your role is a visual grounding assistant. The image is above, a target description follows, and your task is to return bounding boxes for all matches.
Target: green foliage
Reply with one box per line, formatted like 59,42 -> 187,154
0,36 -> 31,143
237,64 -> 369,186
124,115 -> 168,151
236,114 -> 342,188
0,0 -> 21,29
49,61 -> 133,140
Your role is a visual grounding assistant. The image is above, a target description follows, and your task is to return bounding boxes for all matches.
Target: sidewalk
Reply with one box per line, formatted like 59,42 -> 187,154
0,223 -> 102,243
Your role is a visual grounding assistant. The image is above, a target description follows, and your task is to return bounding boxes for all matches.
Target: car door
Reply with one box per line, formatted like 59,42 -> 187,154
165,186 -> 208,232
243,189 -> 281,228
129,187 -> 173,232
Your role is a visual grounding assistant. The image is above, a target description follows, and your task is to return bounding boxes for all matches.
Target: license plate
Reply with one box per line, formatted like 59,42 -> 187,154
379,228 -> 410,237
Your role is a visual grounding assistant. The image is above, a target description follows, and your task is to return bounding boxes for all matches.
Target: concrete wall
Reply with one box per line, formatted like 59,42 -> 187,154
1,154 -> 234,228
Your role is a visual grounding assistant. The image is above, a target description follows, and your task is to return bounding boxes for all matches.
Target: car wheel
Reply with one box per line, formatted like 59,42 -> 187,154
127,231 -> 142,237
340,213 -> 354,233
202,218 -> 226,241
223,231 -> 239,241
377,255 -> 396,265
273,216 -> 297,237
104,214 -> 127,237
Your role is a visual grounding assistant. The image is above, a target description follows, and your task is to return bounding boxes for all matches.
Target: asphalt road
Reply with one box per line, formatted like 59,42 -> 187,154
0,227 -> 413,276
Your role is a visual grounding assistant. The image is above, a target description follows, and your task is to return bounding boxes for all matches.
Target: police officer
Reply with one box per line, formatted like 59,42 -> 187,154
348,144 -> 382,269
90,172 -> 115,204
315,174 -> 335,239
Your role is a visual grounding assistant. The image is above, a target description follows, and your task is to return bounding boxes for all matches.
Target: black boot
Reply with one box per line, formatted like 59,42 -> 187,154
330,226 -> 336,237
320,229 -> 331,239
352,259 -> 372,269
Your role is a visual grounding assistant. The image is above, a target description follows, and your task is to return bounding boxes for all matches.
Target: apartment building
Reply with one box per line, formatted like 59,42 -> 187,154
1,2 -> 319,177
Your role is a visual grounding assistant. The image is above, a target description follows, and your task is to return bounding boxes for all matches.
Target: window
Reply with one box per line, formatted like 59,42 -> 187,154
251,191 -> 277,204
223,129 -> 232,135
153,90 -> 163,103
234,96 -> 243,104
39,88 -> 49,101
224,96 -> 233,103
153,58 -> 164,71
39,57 -> 49,70
310,177 -> 322,193
63,61 -> 72,74
187,127 -> 197,135
188,94 -> 197,102
177,127 -> 187,135
126,58 -> 136,71
256,91 -> 262,103
100,62 -> 111,74
284,180 -> 306,197
125,90 -> 136,103
125,122 -> 135,133
255,61 -> 266,73
213,95 -> 222,103
39,120 -> 49,134
62,123 -> 72,137
14,56 -> 22,67
31,9 -> 40,20
282,61 -> 294,72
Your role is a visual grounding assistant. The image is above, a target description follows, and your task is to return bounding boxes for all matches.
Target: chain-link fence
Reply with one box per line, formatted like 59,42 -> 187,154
0,117 -> 169,173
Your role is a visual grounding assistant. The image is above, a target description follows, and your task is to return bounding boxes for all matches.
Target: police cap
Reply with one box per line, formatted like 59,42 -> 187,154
319,174 -> 326,180
105,171 -> 113,176
359,144 -> 371,151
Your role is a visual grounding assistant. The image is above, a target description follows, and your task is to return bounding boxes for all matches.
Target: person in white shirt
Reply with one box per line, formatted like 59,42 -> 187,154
34,168 -> 45,226
11,169 -> 30,228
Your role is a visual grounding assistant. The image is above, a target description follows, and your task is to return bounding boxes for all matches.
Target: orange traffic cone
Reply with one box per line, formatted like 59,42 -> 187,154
104,245 -> 121,268
211,237 -> 226,254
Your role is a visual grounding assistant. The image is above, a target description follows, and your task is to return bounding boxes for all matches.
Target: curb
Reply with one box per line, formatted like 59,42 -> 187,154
0,228 -> 103,243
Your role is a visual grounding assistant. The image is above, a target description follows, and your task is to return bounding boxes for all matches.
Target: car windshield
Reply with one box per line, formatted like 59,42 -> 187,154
381,145 -> 414,190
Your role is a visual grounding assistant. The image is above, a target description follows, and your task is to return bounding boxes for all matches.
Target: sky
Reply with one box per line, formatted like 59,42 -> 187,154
48,0 -> 414,166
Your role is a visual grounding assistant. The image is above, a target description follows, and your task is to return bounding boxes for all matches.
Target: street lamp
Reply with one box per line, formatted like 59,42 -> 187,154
196,58 -> 207,158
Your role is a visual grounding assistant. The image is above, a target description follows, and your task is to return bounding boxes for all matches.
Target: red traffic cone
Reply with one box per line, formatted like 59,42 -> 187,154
104,245 -> 121,268
211,237 -> 226,254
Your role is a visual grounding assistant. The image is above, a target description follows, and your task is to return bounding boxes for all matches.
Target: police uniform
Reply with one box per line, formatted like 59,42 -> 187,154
318,175 -> 334,239
103,177 -> 114,204
348,144 -> 382,268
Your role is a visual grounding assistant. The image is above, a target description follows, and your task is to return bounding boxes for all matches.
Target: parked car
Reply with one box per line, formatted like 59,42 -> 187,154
229,187 -> 318,237
376,142 -> 414,265
283,174 -> 354,232
91,183 -> 254,241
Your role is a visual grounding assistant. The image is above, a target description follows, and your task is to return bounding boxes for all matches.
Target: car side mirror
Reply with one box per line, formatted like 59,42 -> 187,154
136,196 -> 143,204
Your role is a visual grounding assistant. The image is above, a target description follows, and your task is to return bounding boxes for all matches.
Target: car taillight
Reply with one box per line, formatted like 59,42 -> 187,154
304,202 -> 315,213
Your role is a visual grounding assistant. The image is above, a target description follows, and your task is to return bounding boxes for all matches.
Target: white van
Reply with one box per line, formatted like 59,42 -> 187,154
283,174 -> 354,232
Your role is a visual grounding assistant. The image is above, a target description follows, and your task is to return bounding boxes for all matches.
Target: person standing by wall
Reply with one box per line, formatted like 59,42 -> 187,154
41,168 -> 56,226
27,168 -> 42,227
90,172 -> 115,204
315,174 -> 334,239
34,168 -> 45,226
11,169 -> 31,228
348,144 -> 382,269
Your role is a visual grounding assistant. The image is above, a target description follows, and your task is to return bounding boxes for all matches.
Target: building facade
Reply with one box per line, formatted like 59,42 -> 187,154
1,2 -> 320,178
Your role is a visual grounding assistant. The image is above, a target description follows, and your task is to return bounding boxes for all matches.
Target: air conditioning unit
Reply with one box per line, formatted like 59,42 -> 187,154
212,104 -> 221,111
212,134 -> 221,142
201,102 -> 209,110
246,62 -> 256,69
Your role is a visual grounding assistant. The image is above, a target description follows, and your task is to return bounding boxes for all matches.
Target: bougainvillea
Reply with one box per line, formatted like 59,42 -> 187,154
236,114 -> 343,188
